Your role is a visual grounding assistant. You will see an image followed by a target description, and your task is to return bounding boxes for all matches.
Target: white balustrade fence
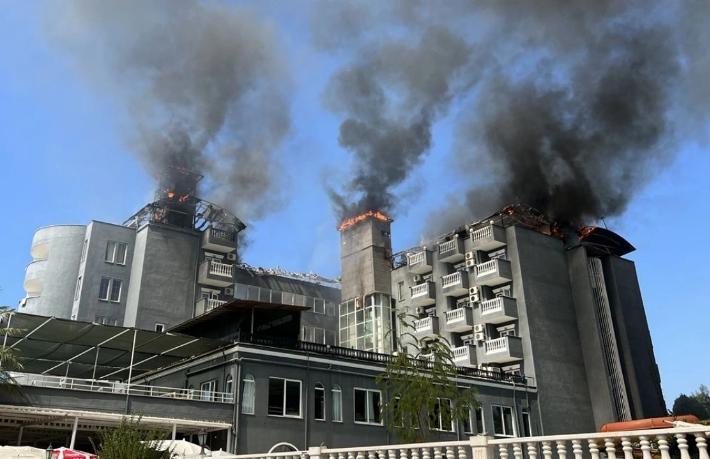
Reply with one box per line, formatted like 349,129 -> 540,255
439,239 -> 457,254
481,298 -> 504,315
408,252 -> 426,266
442,272 -> 463,288
411,283 -> 431,298
476,261 -> 497,277
227,424 -> 710,459
209,260 -> 234,277
414,317 -> 433,332
471,226 -> 493,242
485,337 -> 508,354
445,308 -> 466,322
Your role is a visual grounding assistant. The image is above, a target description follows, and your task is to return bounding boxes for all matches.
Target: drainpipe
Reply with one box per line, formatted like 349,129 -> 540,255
303,348 -> 311,450
232,358 -> 242,454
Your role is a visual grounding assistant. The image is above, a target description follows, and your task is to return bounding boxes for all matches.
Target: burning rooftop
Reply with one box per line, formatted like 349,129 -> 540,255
337,210 -> 393,232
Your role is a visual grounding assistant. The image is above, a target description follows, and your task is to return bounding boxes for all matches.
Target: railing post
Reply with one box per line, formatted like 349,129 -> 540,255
676,434 -> 691,459
309,446 -> 323,459
470,435 -> 495,459
695,433 -> 709,459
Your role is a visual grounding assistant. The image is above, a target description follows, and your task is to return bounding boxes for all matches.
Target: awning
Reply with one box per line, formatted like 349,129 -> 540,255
0,313 -> 228,381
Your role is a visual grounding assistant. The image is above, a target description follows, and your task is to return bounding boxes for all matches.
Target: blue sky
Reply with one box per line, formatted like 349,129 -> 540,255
0,2 -> 707,408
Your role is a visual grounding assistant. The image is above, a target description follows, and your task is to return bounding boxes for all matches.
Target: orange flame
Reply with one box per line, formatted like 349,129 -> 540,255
166,191 -> 175,199
338,210 -> 392,232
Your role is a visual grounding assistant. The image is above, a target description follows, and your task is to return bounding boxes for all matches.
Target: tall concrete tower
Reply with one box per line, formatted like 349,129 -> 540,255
338,211 -> 394,353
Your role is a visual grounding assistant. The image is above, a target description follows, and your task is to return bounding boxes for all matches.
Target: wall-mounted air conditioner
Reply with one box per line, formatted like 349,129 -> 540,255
226,253 -> 237,261
225,287 -> 234,296
473,324 -> 485,333
474,332 -> 485,341
469,293 -> 480,303
465,259 -> 476,268
465,251 -> 474,260
469,287 -> 479,295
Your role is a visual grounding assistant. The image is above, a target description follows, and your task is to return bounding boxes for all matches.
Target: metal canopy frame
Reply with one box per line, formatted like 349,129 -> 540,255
1,313 -> 227,381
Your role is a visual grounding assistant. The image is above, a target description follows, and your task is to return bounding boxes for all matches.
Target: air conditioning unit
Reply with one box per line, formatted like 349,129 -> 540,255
465,259 -> 476,268
225,287 -> 234,296
474,332 -> 485,342
465,251 -> 474,260
469,287 -> 479,295
469,293 -> 480,303
473,324 -> 485,333
226,253 -> 237,261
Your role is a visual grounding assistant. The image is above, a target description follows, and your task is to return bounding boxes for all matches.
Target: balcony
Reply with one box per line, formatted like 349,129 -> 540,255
23,260 -> 47,297
438,236 -> 465,263
470,224 -> 507,251
441,271 -> 469,297
410,281 -> 436,307
407,250 -> 433,274
482,336 -> 523,364
480,296 -> 518,324
414,316 -> 439,340
475,258 -> 512,287
202,227 -> 237,253
451,345 -> 477,368
198,259 -> 234,287
195,297 -> 228,315
444,307 -> 474,333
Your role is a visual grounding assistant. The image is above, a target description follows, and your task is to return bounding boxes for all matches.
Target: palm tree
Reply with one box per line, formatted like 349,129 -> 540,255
0,307 -> 23,386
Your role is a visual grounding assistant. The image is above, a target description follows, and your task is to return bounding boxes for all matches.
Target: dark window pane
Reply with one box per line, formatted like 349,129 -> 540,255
285,380 -> 300,416
371,391 -> 381,423
503,407 -> 514,436
493,406 -> 503,435
314,387 -> 325,420
522,411 -> 531,437
475,406 -> 484,434
268,379 -> 284,416
110,279 -> 122,302
441,399 -> 452,431
463,409 -> 473,433
99,278 -> 110,300
105,241 -> 115,262
354,389 -> 367,422
116,242 -> 127,264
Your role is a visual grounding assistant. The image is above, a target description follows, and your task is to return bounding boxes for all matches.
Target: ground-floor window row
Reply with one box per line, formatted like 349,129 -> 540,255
233,375 -> 533,437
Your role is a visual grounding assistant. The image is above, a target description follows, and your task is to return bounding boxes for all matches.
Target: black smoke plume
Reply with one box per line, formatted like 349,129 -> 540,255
47,0 -> 290,221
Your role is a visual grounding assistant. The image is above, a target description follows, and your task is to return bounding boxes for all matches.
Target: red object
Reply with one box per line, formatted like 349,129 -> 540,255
51,448 -> 97,459
600,415 -> 701,432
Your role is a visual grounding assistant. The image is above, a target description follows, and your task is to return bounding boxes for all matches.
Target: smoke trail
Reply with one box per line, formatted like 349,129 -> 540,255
47,0 -> 290,221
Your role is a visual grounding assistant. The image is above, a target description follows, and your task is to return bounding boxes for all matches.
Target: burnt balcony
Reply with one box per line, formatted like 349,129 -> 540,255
474,258 -> 512,287
195,297 -> 228,316
441,271 -> 469,297
444,307 -> 474,333
480,296 -> 518,324
451,345 -> 477,368
202,227 -> 237,253
482,336 -> 523,364
198,259 -> 234,287
407,250 -> 433,275
469,224 -> 507,252
410,281 -> 436,307
413,316 -> 439,340
438,236 -> 465,263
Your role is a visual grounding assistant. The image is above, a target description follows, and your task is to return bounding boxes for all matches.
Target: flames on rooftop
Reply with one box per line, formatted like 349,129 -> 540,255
337,210 -> 392,232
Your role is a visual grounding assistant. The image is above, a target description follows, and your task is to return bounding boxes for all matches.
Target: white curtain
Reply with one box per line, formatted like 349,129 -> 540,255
332,386 -> 342,422
242,375 -> 255,414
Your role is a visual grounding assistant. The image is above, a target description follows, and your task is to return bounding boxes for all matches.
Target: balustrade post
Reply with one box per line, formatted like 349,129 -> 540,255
541,441 -> 552,459
695,433 -> 710,459
512,443 -> 523,459
470,436 -> 495,459
497,444 -> 509,459
411,447 -> 419,459
555,441 -> 567,459
588,439 -> 600,459
657,435 -> 671,459
387,450 -> 397,459
526,442 -> 538,459
638,436 -> 652,459
347,451 -> 355,459
433,447 -> 442,459
328,454 -> 336,459
338,452 -> 346,459
421,447 -> 431,459
621,437 -> 633,459
308,447 -> 323,459
604,438 -> 617,459
445,446 -> 455,459
378,450 -> 386,459
457,445 -> 466,459
571,440 -> 583,459
400,449 -> 408,459
676,434 -> 691,459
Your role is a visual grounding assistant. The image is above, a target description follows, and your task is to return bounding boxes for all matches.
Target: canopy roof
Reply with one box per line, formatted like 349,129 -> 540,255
1,313 -> 227,380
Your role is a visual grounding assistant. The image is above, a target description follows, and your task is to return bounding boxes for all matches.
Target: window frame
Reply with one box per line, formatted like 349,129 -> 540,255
105,241 -> 128,265
242,374 -> 256,415
155,323 -> 165,333
353,387 -> 383,426
331,385 -> 343,423
200,380 -> 217,401
98,277 -> 122,303
314,383 -> 326,421
313,298 -> 326,315
430,398 -> 454,432
521,408 -> 532,437
492,404 -> 516,437
267,377 -> 302,419
475,405 -> 485,434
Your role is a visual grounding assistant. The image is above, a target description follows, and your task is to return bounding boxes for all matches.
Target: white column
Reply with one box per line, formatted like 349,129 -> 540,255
226,428 -> 231,453
69,417 -> 79,449
16,426 -> 23,446
172,423 -> 177,441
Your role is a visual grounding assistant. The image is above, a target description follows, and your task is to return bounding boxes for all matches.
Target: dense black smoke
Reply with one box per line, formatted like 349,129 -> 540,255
317,1 -> 709,229
47,0 -> 290,220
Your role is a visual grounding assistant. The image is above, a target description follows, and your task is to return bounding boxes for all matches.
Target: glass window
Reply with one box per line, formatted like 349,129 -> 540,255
99,278 -> 122,302
492,405 -> 515,436
105,241 -> 116,263
430,398 -> 453,432
475,405 -> 485,434
268,377 -> 301,417
463,407 -> 473,434
314,383 -> 325,421
155,323 -> 165,333
115,242 -> 128,265
99,278 -> 110,301
200,380 -> 216,401
332,385 -> 342,422
354,388 -> 382,425
109,279 -> 122,302
226,375 -> 233,395
242,374 -> 255,415
313,298 -> 326,314
522,409 -> 532,437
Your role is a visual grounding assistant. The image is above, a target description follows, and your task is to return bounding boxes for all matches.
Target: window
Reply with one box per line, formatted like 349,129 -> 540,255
332,385 -> 342,422
430,398 -> 454,432
225,375 -> 233,395
498,326 -> 516,338
354,388 -> 382,425
268,377 -> 301,417
242,374 -> 255,414
74,276 -> 82,301
200,380 -> 216,401
397,281 -> 405,301
80,239 -> 88,262
314,383 -> 326,421
302,326 -> 327,344
313,298 -> 326,314
155,323 -> 165,333
99,277 -> 122,302
522,409 -> 532,437
492,405 -> 515,437
105,241 -> 128,265
463,407 -> 473,434
475,405 -> 485,434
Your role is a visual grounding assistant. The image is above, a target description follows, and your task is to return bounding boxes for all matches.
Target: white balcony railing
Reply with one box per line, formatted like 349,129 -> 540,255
470,225 -> 493,242
209,260 -> 234,277
476,260 -> 497,277
224,423 -> 710,459
445,308 -> 466,322
414,317 -> 433,332
481,297 -> 505,315
441,272 -> 462,288
411,283 -> 430,298
209,227 -> 234,242
452,345 -> 471,360
438,239 -> 457,254
205,298 -> 227,311
485,337 -> 509,354
408,251 -> 426,266
9,371 -> 234,403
